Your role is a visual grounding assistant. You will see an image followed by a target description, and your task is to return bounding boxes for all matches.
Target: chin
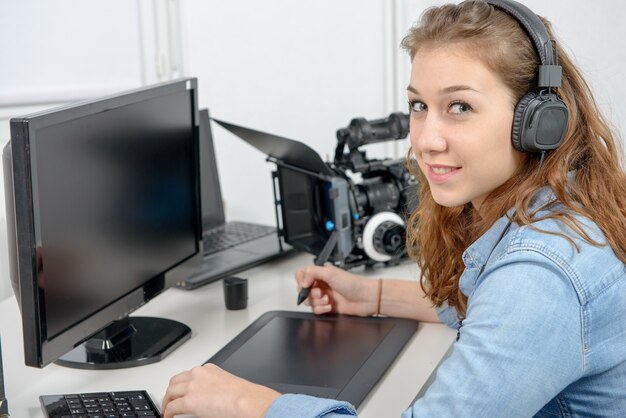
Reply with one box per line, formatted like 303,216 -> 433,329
431,194 -> 469,208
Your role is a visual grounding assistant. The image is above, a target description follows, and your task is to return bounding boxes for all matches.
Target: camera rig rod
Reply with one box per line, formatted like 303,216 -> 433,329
313,229 -> 339,266
267,156 -> 333,181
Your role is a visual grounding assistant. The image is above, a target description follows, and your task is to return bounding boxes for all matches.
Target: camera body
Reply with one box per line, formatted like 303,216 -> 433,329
272,112 -> 417,268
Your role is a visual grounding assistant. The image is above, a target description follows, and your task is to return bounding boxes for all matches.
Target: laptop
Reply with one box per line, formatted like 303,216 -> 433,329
176,109 -> 292,290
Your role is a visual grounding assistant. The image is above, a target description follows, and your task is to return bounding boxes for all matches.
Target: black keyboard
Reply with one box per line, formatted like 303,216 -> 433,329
203,221 -> 276,256
40,390 -> 161,418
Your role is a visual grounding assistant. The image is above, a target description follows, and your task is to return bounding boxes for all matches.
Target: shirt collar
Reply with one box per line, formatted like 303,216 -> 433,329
462,186 -> 556,269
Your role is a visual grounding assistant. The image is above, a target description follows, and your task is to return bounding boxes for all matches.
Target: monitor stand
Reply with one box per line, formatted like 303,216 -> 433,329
55,317 -> 191,370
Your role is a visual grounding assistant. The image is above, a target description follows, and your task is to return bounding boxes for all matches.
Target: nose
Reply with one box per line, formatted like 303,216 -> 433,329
410,113 -> 447,155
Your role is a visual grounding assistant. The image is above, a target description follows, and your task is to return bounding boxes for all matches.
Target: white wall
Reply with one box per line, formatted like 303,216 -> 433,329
0,0 -> 144,111
179,0 -> 395,225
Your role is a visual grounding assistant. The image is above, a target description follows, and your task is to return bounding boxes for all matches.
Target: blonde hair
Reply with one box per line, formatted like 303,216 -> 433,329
402,0 -> 626,317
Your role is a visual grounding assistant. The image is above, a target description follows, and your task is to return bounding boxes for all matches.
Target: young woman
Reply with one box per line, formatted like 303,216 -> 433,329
162,1 -> 626,417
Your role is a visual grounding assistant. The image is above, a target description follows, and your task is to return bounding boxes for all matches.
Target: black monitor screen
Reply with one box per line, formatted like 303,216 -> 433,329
35,87 -> 196,338
5,78 -> 201,369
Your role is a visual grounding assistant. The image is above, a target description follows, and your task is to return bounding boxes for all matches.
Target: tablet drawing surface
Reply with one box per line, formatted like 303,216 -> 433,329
206,310 -> 418,408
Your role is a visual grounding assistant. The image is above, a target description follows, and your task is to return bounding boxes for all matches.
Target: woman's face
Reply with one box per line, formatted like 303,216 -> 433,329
408,46 -> 525,211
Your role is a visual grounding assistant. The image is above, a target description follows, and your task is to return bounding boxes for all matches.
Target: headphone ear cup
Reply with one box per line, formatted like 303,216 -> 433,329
511,91 -> 538,152
512,91 -> 569,153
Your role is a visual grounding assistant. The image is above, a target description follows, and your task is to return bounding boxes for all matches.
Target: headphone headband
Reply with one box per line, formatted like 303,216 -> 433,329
486,0 -> 561,88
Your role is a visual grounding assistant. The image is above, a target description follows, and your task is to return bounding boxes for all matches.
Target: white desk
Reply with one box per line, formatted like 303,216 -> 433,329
0,252 -> 456,418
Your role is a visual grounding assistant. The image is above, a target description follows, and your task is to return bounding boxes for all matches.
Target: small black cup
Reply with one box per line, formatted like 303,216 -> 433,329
223,276 -> 248,310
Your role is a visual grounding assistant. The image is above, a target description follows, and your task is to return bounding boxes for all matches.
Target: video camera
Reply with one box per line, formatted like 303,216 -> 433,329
214,112 -> 417,269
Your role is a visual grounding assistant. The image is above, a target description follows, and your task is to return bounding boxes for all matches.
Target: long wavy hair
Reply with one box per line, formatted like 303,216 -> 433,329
401,0 -> 626,317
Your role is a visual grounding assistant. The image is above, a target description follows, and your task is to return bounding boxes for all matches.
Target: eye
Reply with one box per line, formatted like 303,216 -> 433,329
449,101 -> 472,115
409,100 -> 427,113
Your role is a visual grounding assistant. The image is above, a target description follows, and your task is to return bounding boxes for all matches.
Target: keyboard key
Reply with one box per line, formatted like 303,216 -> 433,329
202,221 -> 276,256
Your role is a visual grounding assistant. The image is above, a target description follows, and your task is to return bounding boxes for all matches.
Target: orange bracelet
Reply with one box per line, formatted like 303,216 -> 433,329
375,278 -> 383,316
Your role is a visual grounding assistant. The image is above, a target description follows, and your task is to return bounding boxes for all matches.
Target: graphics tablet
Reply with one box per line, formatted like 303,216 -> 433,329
205,310 -> 418,408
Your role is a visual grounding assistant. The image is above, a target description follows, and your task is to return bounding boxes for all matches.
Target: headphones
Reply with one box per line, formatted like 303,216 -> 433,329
486,0 -> 569,153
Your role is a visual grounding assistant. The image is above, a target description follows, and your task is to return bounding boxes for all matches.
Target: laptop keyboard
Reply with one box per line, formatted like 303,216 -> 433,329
203,221 -> 276,256
40,390 -> 160,417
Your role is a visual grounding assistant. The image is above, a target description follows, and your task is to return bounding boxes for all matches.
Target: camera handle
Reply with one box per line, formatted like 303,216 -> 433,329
313,229 -> 340,266
334,112 -> 409,172
271,170 -> 287,252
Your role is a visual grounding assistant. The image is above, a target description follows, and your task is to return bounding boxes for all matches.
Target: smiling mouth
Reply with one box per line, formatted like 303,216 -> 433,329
431,166 -> 456,175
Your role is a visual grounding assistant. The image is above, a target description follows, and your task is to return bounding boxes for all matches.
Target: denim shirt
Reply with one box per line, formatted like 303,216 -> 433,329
266,188 -> 626,418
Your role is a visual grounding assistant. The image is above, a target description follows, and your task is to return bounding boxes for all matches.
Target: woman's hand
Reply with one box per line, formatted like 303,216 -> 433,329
295,264 -> 379,317
162,363 -> 281,418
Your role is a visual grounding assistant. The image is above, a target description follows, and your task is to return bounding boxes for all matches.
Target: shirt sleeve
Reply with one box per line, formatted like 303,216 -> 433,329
435,301 -> 460,329
266,394 -> 357,418
404,250 -> 584,418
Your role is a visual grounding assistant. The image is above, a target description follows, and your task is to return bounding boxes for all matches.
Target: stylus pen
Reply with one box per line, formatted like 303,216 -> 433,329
297,230 -> 339,305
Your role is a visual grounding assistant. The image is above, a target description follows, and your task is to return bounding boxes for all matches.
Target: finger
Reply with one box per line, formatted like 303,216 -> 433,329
166,369 -> 192,385
309,293 -> 329,307
306,288 -> 327,309
309,293 -> 331,314
297,266 -> 316,288
297,265 -> 335,288
312,303 -> 332,315
162,381 -> 188,414
161,370 -> 192,402
162,396 -> 189,418
310,287 -> 323,300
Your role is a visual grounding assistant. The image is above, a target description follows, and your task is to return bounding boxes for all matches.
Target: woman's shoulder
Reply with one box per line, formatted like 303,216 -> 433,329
508,185 -> 613,259
506,210 -> 624,304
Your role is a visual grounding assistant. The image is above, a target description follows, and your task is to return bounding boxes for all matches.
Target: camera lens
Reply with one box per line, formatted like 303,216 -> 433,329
373,221 -> 405,256
358,181 -> 400,213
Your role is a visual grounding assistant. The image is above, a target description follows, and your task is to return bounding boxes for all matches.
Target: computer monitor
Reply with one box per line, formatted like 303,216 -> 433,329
2,78 -> 202,369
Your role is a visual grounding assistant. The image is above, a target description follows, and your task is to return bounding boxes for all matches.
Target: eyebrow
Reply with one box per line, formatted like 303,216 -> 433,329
406,84 -> 479,95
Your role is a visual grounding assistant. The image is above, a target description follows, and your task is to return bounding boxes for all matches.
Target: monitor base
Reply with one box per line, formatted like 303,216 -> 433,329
55,316 -> 191,370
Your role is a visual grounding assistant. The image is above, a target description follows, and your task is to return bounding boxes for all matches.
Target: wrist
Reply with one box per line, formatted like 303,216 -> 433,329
238,385 -> 281,418
365,278 -> 383,317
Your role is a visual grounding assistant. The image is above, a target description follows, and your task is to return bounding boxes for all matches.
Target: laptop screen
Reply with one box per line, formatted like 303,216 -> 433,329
198,109 -> 226,230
